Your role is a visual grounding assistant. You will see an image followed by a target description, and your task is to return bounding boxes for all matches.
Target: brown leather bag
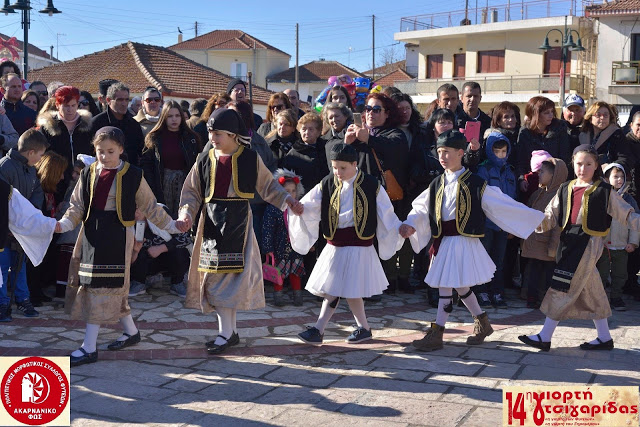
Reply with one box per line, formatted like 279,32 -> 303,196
371,149 -> 404,201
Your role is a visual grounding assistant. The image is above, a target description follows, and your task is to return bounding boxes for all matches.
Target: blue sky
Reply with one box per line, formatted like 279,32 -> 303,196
0,0 -> 470,72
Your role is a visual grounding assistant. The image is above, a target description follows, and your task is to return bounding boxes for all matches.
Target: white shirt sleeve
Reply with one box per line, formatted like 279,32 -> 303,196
375,189 -> 404,260
404,188 -> 432,253
8,188 -> 57,266
482,185 -> 545,239
287,183 -> 322,255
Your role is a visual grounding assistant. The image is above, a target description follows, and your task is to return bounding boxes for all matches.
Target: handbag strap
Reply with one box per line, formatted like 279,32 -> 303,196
370,149 -> 387,186
266,253 -> 276,266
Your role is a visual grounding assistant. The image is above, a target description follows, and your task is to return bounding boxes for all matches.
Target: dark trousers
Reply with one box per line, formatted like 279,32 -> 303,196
597,248 -> 628,300
382,239 -> 413,282
523,258 -> 554,301
477,228 -> 508,295
131,246 -> 190,285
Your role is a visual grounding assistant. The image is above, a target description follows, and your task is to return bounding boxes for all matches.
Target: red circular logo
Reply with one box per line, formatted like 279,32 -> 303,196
1,357 -> 69,425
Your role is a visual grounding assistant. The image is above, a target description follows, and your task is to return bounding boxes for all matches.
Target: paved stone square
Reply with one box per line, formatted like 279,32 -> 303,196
2,284 -> 639,426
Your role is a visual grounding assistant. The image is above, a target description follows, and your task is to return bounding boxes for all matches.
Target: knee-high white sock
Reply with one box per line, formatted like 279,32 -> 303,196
459,287 -> 483,317
346,298 -> 370,330
590,318 -> 612,344
529,317 -> 559,342
315,297 -> 339,334
435,288 -> 453,327
117,314 -> 138,341
215,307 -> 234,345
71,323 -> 100,356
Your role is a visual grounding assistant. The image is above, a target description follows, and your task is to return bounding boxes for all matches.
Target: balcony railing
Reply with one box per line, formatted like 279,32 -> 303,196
394,74 -> 585,95
399,0 -> 579,31
611,61 -> 640,85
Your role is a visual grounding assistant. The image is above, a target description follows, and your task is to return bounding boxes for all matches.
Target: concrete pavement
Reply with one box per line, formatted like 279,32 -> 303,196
2,283 -> 639,426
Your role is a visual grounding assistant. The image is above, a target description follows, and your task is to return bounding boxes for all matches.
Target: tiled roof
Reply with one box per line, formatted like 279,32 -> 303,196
0,33 -> 58,61
169,30 -> 290,57
28,42 -> 272,104
373,69 -> 413,88
363,60 -> 406,76
267,60 -> 364,83
586,0 -> 640,16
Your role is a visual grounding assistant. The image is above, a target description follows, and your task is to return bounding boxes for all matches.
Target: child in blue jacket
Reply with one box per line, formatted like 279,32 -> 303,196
476,132 -> 517,307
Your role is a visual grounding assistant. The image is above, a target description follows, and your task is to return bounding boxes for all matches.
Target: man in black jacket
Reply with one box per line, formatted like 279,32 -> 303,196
562,94 -> 585,151
90,82 -> 144,166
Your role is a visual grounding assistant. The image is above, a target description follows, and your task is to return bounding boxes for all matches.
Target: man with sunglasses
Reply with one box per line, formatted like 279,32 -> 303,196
134,87 -> 163,137
29,81 -> 49,106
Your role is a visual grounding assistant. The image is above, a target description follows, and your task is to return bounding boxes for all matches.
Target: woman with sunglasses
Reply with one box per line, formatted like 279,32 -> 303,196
79,91 -> 101,117
257,93 -> 293,138
37,86 -> 95,194
134,87 -> 164,137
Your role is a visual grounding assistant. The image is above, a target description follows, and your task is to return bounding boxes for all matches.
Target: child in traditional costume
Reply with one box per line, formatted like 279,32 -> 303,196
400,130 -> 544,351
56,126 -> 179,366
290,143 -> 404,345
262,168 -> 306,307
0,181 -> 57,322
519,145 -> 640,351
177,108 -> 303,355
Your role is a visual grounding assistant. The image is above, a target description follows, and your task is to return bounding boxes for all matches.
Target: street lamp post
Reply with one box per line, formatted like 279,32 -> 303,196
1,0 -> 61,81
538,15 -> 585,104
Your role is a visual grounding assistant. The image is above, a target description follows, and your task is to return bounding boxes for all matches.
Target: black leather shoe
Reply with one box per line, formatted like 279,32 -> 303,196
70,348 -> 98,367
579,338 -> 614,350
207,332 -> 240,355
518,334 -> 551,352
205,331 -> 239,349
107,331 -> 141,351
397,277 -> 415,294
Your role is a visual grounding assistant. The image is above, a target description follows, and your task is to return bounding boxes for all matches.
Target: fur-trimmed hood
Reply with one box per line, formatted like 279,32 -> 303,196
273,168 -> 305,197
37,109 -> 93,136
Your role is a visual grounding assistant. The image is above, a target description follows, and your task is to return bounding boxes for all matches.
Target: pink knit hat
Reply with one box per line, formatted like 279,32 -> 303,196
530,150 -> 553,172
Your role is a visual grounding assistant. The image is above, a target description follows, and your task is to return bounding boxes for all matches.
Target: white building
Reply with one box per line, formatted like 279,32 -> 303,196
0,33 -> 59,76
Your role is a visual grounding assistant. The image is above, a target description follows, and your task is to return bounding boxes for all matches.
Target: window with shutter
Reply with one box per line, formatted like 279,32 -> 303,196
477,50 -> 505,73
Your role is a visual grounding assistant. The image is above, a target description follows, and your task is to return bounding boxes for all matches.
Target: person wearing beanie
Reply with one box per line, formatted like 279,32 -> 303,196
227,78 -> 262,131
289,143 -> 404,346
520,149 -> 553,205
178,108 -> 304,355
400,129 -> 544,352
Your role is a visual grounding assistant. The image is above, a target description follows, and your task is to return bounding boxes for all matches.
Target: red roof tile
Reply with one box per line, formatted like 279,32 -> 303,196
169,30 -> 290,57
373,69 -> 413,87
28,42 -> 272,104
0,33 -> 58,61
586,0 -> 640,16
267,60 -> 364,83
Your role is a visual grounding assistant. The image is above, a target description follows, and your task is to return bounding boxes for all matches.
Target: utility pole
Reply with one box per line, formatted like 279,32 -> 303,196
372,15 -> 375,81
56,33 -> 65,59
195,21 -> 199,37
295,23 -> 299,92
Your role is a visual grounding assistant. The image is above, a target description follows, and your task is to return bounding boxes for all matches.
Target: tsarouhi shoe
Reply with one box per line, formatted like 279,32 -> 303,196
107,331 -> 141,351
412,323 -> 444,351
206,331 -> 239,349
579,338 -> 614,351
466,312 -> 494,345
70,348 -> 98,367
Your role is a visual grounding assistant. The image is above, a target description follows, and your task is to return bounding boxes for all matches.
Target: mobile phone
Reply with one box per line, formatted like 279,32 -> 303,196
353,112 -> 362,127
464,121 -> 481,143
135,221 -> 146,242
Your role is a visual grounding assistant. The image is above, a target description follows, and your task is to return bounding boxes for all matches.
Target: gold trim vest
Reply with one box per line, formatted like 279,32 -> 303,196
197,145 -> 258,202
81,162 -> 142,227
428,170 -> 487,238
557,180 -> 612,237
320,170 -> 379,240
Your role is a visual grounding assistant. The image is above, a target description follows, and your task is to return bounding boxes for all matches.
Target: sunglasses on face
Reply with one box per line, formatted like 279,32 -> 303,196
78,100 -> 90,107
365,105 -> 384,114
271,104 -> 285,111
145,97 -> 161,103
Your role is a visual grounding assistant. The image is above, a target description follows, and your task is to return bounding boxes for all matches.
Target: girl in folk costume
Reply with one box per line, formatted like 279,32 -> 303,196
289,143 -> 404,345
178,108 -> 303,355
400,130 -> 544,351
519,145 -> 640,351
56,127 -> 180,367
262,168 -> 306,307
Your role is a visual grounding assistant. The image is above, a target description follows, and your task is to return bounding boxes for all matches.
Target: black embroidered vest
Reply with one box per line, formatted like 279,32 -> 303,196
0,180 -> 11,249
81,162 -> 142,227
321,170 -> 379,240
557,180 -> 612,237
428,169 -> 487,238
197,145 -> 258,201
